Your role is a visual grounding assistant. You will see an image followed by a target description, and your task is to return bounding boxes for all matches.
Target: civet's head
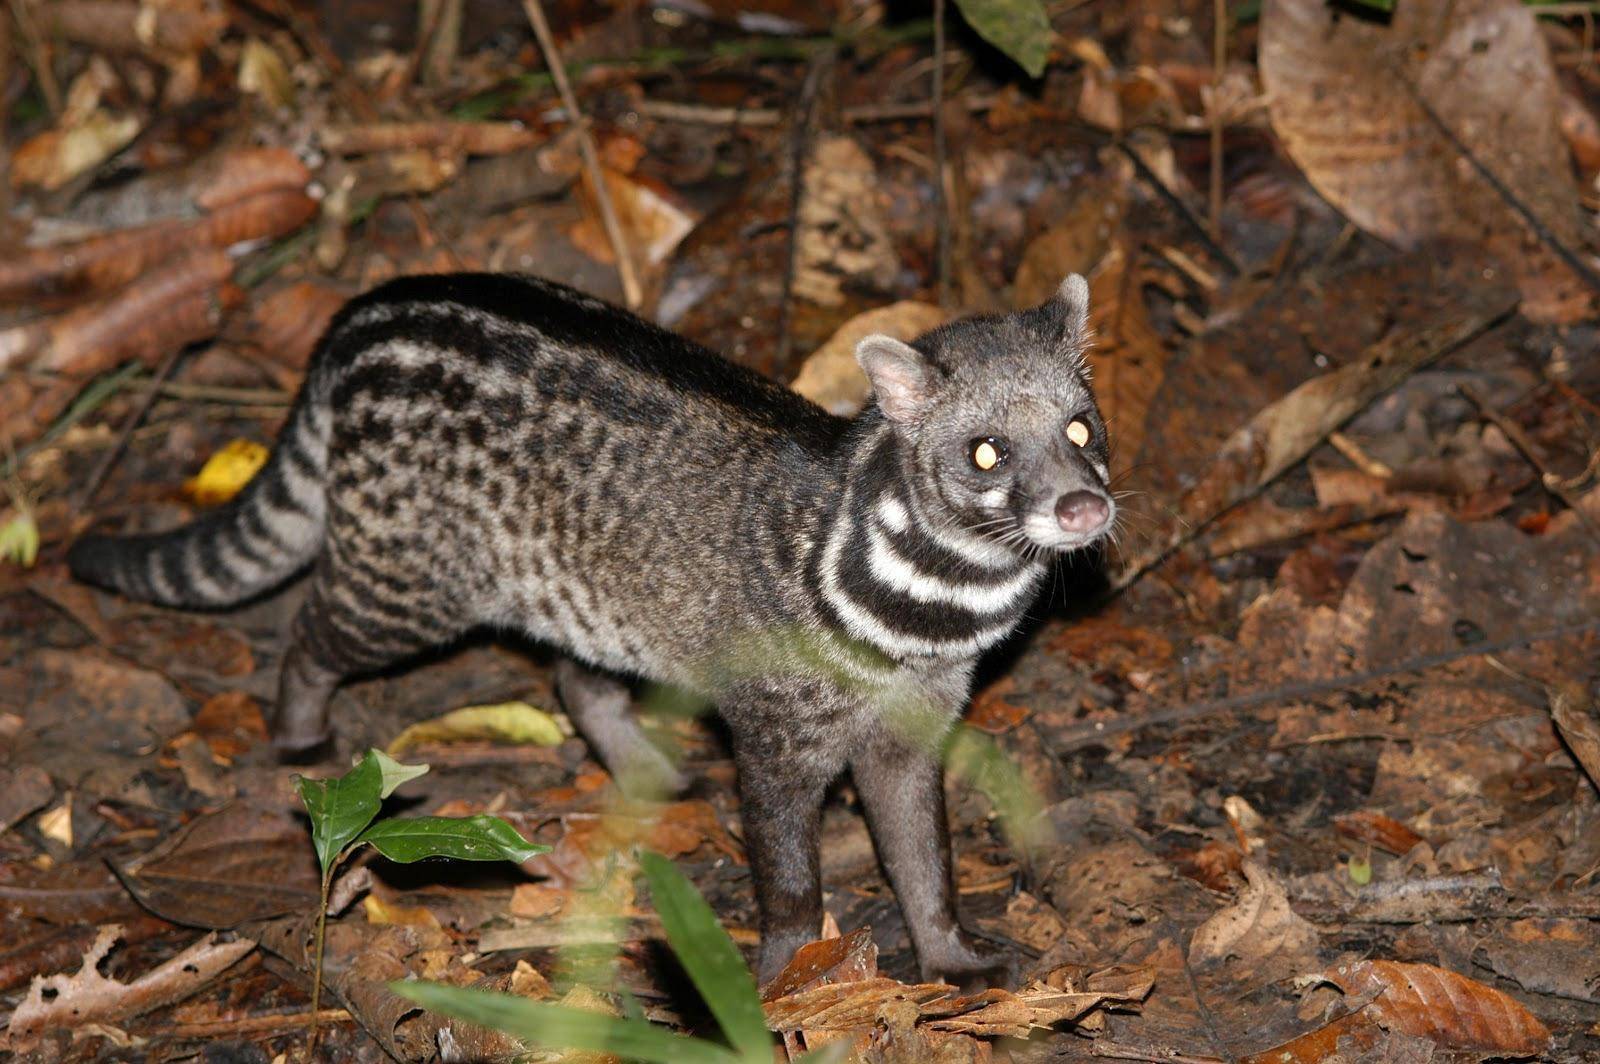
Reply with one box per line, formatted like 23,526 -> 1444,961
856,275 -> 1114,554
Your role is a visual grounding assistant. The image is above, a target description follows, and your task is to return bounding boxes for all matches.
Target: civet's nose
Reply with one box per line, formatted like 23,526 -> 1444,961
1055,490 -> 1109,533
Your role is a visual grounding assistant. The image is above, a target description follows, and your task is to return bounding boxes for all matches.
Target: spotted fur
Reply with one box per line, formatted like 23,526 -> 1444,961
69,271 -> 1112,987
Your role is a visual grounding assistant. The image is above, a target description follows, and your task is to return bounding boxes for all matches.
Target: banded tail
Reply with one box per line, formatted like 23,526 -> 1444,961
69,391 -> 332,608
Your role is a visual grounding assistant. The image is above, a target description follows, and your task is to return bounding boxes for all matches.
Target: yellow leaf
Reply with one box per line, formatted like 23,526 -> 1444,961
362,895 -> 442,928
184,439 -> 270,506
0,509 -> 39,568
387,701 -> 567,756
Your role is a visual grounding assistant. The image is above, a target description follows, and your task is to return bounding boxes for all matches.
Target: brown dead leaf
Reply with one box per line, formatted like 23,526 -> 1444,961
11,109 -> 140,191
964,677 -> 1030,735
323,121 -> 543,156
1261,0 -> 1590,323
1010,177 -> 1126,308
793,136 -> 900,306
1549,681 -> 1600,795
1334,811 -> 1426,857
114,803 -> 321,928
1083,245 -> 1170,484
3,925 -> 254,1048
1480,918 -> 1600,1004
40,1 -> 226,57
1115,299 -> 1516,586
790,301 -> 949,416
762,925 -> 878,1001
237,279 -> 349,384
1315,959 -> 1552,1055
1189,861 -> 1321,985
190,691 -> 269,759
0,766 -> 54,833
508,883 -> 568,919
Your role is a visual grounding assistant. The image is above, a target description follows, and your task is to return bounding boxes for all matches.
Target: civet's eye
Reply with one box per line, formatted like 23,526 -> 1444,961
969,436 -> 1008,471
1066,419 -> 1092,448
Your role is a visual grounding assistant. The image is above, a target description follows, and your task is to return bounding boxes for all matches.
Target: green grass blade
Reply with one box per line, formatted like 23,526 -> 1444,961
356,814 -> 546,864
390,982 -> 741,1064
639,851 -> 770,1061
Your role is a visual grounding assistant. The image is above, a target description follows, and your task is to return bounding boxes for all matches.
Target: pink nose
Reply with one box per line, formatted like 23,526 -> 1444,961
1055,491 -> 1109,533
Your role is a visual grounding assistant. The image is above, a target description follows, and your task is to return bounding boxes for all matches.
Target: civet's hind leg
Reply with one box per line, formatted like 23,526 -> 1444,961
555,658 -> 687,796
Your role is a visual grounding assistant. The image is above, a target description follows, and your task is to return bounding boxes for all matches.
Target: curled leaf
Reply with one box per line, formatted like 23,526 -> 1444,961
183,439 -> 270,506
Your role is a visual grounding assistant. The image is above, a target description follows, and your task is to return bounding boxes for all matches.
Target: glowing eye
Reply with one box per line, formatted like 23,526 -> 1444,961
1066,419 -> 1092,447
969,437 -> 1006,471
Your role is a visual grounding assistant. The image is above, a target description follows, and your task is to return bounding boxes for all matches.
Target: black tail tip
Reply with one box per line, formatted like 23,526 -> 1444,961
66,534 -> 122,591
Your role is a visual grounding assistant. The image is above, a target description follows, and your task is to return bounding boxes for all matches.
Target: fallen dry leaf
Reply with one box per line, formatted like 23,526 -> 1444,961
1314,959 -> 1552,1055
792,136 -> 900,306
1189,862 -> 1321,985
387,701 -> 566,756
1261,0 -> 1591,322
1115,298 -> 1515,586
1333,811 -> 1427,857
1548,681 -> 1600,795
3,925 -> 254,1047
790,301 -> 948,416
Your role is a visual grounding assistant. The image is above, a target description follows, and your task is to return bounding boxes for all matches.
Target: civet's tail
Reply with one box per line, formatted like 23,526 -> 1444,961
69,390 -> 332,607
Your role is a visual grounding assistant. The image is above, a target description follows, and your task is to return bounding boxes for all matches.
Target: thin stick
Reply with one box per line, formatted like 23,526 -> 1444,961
521,0 -> 641,309
1048,618 -> 1600,752
776,51 -> 833,368
1209,0 -> 1225,241
1116,141 -> 1243,276
74,344 -> 187,509
1399,73 -> 1600,296
1460,383 -> 1600,544
932,0 -> 952,305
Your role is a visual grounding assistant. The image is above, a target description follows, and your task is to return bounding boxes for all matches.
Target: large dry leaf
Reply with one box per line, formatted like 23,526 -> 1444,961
789,301 -> 949,416
1114,297 -> 1514,586
1188,861 -> 1320,985
3,925 -> 254,1048
114,803 -> 322,928
793,136 -> 900,306
1315,959 -> 1552,1055
1549,681 -> 1600,794
1261,0 -> 1591,322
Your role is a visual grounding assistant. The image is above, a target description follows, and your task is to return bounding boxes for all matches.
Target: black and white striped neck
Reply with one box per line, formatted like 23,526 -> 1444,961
812,426 -> 1045,662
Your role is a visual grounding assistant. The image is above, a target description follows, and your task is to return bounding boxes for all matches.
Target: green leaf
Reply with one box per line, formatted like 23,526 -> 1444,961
952,0 -> 1052,78
639,852 -> 769,1061
368,749 -> 429,797
0,509 -> 38,568
294,751 -> 383,874
356,815 -> 546,865
389,982 -> 742,1064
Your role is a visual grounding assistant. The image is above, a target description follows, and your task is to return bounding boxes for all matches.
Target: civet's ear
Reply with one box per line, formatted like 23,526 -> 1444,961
856,335 -> 935,424
1049,274 -> 1091,353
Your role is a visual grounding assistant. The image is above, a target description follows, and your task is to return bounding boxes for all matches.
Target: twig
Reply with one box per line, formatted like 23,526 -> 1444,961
933,0 -> 952,305
9,0 -> 61,116
74,344 -> 187,509
1172,918 -> 1237,1064
1327,431 -> 1394,478
1115,141 -> 1243,277
1112,300 -> 1514,590
1049,618 -> 1600,752
153,1008 -> 352,1040
1208,0 -> 1226,242
521,0 -> 641,309
1398,73 -> 1600,297
1460,382 -> 1600,545
775,50 -> 834,368
1092,1042 -> 1225,1063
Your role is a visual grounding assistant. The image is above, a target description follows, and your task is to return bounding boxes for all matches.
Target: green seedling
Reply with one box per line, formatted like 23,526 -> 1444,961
295,748 -> 546,1047
393,851 -> 846,1063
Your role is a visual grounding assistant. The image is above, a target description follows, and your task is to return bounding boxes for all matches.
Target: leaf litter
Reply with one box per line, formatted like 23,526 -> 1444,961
3,0 -> 1600,1060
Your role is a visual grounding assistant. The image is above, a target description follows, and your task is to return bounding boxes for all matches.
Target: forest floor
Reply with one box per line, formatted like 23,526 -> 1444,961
2,0 -> 1600,1061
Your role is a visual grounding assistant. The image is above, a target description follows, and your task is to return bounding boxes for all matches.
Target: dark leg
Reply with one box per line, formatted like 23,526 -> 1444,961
271,641 -> 341,761
270,554 -> 456,763
555,658 -> 686,796
851,732 -> 1011,989
726,688 -> 846,983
